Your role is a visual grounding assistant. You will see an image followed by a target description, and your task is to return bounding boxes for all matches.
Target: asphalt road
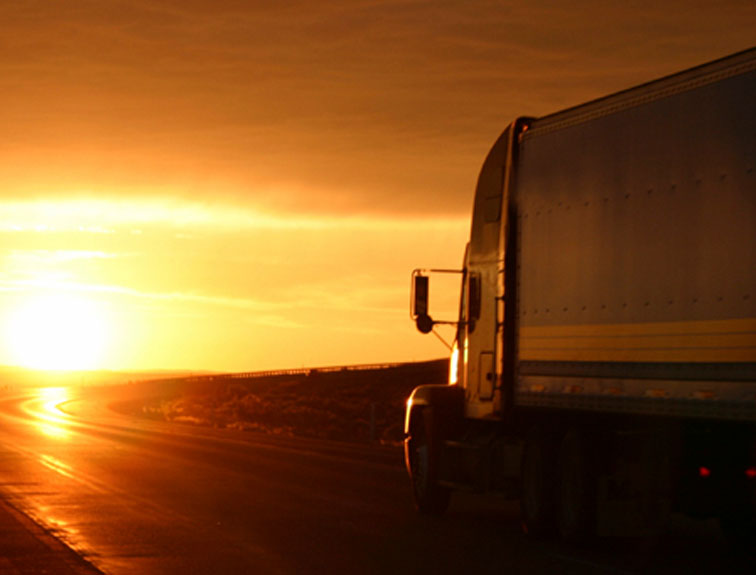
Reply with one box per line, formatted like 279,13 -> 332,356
0,385 -> 751,574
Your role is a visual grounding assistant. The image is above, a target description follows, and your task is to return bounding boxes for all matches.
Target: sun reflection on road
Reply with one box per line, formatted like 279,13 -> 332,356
33,387 -> 73,439
39,454 -> 78,480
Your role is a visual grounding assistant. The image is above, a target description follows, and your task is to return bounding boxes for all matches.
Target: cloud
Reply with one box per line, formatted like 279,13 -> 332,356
4,249 -> 114,265
0,197 -> 468,234
3,2 -> 753,217
0,273 -> 288,311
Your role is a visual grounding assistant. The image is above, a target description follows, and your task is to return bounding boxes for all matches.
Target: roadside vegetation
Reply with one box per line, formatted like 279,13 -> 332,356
113,360 -> 447,444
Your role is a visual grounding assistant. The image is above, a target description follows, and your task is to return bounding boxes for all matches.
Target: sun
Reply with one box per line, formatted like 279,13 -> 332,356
5,293 -> 109,371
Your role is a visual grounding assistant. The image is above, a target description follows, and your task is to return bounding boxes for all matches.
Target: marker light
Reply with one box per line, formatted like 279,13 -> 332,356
699,466 -> 711,478
746,467 -> 756,479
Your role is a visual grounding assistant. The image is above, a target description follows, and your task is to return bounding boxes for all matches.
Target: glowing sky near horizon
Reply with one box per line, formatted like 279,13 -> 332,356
1,1 -> 754,371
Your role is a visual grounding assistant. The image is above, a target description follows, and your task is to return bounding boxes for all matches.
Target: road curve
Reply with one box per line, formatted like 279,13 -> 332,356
0,385 -> 749,574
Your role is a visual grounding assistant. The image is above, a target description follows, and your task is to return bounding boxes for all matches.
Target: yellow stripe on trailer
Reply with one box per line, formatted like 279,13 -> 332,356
519,318 -> 756,363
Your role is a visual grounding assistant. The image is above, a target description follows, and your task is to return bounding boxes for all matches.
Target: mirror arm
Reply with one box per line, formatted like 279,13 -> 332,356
430,327 -> 453,350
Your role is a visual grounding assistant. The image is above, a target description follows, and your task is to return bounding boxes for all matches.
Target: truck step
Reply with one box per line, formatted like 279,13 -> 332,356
444,439 -> 486,451
438,479 -> 481,492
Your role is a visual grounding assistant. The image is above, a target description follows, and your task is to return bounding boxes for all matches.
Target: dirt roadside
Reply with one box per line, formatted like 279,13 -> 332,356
0,498 -> 102,575
113,359 -> 449,444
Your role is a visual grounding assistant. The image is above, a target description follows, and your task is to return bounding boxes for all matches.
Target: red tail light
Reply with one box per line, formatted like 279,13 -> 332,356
698,466 -> 711,478
746,467 -> 756,479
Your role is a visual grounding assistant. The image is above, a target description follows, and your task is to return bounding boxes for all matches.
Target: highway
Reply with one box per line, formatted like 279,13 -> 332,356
0,385 -> 750,574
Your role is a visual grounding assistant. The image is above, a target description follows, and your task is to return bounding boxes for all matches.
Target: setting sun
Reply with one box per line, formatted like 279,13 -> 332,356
5,293 -> 109,371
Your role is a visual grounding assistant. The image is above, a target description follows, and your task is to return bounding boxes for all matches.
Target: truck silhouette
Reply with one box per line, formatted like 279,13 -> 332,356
406,47 -> 756,549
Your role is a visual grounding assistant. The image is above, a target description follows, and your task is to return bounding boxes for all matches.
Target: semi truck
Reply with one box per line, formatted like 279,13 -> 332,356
405,47 -> 756,547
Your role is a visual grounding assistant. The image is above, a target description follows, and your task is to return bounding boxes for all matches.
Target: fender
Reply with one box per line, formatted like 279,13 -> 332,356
404,384 -> 465,437
404,384 -> 465,484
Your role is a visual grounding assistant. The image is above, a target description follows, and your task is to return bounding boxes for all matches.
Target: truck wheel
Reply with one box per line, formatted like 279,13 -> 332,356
520,427 -> 558,537
408,408 -> 450,515
557,428 -> 596,543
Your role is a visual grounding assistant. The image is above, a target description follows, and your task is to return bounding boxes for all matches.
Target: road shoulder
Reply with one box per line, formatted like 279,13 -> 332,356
0,497 -> 103,575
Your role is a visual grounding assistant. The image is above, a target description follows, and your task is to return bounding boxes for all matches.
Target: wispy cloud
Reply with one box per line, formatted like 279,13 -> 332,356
0,276 -> 285,310
5,249 -> 115,263
0,198 -> 468,233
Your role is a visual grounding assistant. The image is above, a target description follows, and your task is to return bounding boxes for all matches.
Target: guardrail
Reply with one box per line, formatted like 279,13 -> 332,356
149,361 -> 407,385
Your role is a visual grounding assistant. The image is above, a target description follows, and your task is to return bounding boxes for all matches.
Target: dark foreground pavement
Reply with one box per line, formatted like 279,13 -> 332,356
0,498 -> 101,575
2,385 -> 754,575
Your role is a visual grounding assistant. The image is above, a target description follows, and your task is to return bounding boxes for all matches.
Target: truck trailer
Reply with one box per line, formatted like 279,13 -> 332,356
405,48 -> 756,547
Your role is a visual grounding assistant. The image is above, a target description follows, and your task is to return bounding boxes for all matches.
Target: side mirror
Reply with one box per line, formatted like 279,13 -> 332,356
413,274 -> 434,334
415,314 -> 434,334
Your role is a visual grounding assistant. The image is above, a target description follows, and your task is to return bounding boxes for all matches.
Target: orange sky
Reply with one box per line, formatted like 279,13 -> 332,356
1,1 -> 755,372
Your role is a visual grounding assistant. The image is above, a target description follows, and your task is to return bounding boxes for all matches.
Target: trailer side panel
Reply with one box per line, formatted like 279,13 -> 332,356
514,52 -> 756,418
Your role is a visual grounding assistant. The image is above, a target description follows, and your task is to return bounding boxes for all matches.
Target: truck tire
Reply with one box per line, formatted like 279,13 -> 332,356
520,426 -> 558,537
408,408 -> 450,515
557,428 -> 596,543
